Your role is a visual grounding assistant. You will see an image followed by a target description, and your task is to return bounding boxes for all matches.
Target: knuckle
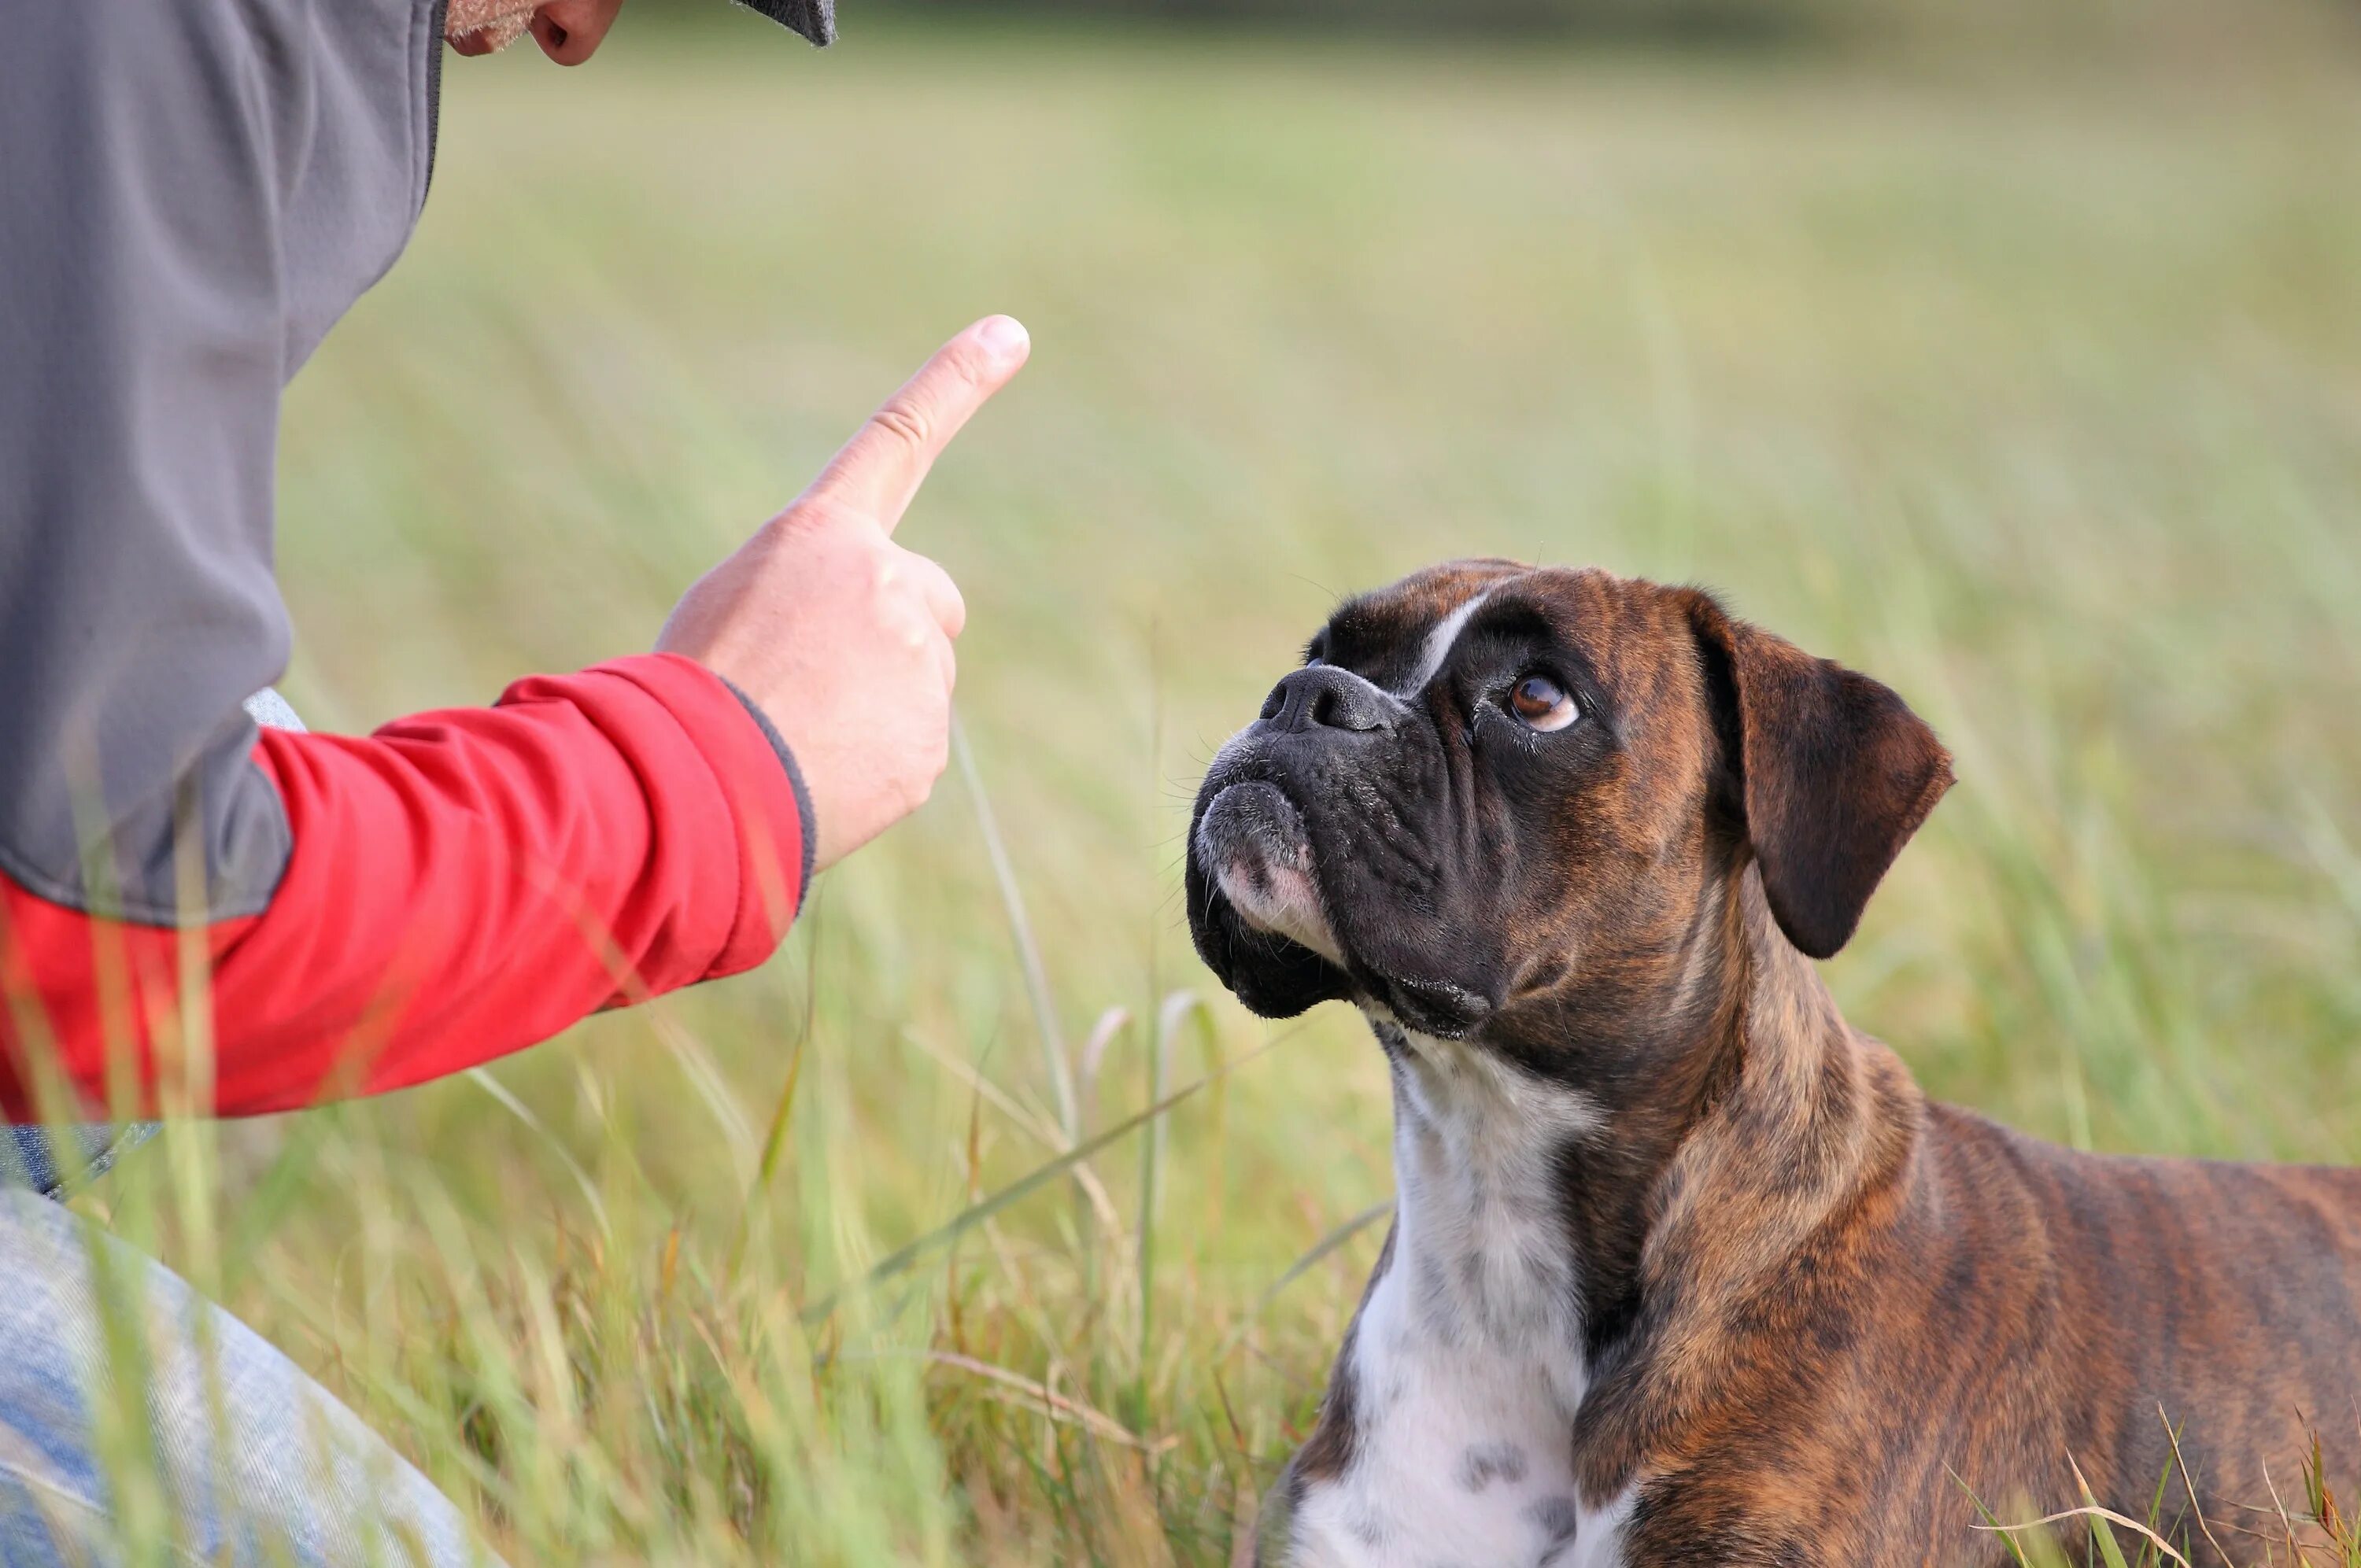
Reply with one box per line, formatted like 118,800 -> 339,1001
764,502 -> 853,549
939,340 -> 991,389
753,511 -> 807,550
870,398 -> 933,452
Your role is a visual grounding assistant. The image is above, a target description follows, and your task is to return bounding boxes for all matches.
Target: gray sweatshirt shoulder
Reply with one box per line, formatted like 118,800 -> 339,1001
0,0 -> 442,922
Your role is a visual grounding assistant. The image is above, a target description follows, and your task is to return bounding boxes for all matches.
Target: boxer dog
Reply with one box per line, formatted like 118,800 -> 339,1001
1186,560 -> 2361,1567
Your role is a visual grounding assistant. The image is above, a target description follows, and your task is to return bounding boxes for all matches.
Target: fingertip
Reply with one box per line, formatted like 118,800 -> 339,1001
974,314 -> 1031,373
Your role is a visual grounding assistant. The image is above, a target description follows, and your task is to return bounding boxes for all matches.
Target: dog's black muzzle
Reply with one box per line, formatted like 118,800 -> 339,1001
1187,668 -> 1498,1037
1187,747 -> 1354,1020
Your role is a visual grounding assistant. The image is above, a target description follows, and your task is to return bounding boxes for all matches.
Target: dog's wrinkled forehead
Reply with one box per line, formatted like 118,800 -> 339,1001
1311,559 -> 1683,708
1309,559 -> 1528,686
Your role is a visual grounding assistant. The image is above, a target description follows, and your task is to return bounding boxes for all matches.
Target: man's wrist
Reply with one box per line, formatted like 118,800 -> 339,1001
716,674 -> 819,902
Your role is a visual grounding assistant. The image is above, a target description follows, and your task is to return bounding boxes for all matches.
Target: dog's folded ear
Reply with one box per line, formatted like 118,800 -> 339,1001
1683,594 -> 1954,960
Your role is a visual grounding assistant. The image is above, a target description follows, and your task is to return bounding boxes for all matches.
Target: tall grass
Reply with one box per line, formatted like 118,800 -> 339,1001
50,17 -> 2361,1562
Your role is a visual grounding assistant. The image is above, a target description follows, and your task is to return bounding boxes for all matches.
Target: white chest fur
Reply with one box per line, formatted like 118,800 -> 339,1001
1286,1030 -> 1634,1568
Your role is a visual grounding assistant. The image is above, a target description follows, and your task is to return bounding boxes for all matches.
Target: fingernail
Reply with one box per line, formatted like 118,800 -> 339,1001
977,315 -> 1030,366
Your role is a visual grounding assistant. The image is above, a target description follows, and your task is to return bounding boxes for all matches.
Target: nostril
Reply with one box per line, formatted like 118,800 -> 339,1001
1259,666 -> 1397,735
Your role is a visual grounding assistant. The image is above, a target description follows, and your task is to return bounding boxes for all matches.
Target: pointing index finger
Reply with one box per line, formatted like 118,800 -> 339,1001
804,315 -> 1031,533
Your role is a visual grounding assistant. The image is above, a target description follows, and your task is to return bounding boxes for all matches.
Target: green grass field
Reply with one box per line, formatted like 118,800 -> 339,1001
72,13 -> 2361,1562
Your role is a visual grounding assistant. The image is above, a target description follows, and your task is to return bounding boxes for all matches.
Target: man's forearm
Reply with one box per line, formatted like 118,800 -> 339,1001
0,655 -> 809,1118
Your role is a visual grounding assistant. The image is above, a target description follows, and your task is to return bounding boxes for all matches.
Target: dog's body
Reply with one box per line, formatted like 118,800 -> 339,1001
1185,562 -> 2361,1567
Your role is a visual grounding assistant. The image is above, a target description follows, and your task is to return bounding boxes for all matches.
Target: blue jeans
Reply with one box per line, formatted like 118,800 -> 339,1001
2,1127 -> 156,1202
0,1186 -> 501,1566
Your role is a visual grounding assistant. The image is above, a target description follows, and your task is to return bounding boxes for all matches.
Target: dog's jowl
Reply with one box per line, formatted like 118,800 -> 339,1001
1186,561 -> 2361,1568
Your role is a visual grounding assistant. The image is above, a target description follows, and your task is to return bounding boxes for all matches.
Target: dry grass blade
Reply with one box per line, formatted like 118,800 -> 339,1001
1077,1006 -> 1135,1137
955,714 -> 1078,1143
467,1067 -> 609,1238
1228,1482 -> 1261,1568
2067,1452 -> 2139,1568
653,1015 -> 758,1174
884,1348 -> 1177,1454
903,1026 -> 1123,1234
1216,1200 -> 1393,1363
2263,1459 -> 2307,1564
2158,1404 -> 2235,1567
1140,991 -> 1209,1385
798,1027 -> 1302,1326
727,1020 -> 811,1280
1974,1505 -> 2191,1568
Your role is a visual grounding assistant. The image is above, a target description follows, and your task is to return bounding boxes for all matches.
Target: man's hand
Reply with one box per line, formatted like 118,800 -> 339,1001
657,315 -> 1030,873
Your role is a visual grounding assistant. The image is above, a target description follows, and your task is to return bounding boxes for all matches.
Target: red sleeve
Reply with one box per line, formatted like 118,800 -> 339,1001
0,654 -> 807,1118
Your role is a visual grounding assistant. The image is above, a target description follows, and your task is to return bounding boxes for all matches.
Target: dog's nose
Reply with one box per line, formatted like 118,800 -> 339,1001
1259,666 -> 1395,735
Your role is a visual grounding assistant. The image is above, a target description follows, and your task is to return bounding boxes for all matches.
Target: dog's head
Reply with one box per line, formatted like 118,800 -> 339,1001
1186,562 -> 1953,1052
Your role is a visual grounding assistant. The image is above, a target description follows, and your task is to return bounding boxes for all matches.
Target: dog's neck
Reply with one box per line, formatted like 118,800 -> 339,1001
1365,861 -> 1923,1456
1373,1021 -> 1602,1363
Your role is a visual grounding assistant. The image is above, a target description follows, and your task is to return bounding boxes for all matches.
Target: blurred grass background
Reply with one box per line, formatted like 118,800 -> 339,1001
72,0 -> 2361,1560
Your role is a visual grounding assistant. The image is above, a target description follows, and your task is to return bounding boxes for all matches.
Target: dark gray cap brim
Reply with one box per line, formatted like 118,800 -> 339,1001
741,0 -> 836,45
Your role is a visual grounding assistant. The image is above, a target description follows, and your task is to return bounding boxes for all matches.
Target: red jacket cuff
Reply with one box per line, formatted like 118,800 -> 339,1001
566,653 -> 811,983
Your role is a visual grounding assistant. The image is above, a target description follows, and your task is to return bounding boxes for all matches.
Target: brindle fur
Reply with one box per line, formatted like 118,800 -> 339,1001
1187,563 -> 2361,1567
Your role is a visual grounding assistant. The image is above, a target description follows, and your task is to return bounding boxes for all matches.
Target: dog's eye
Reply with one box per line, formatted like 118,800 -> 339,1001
1509,673 -> 1579,732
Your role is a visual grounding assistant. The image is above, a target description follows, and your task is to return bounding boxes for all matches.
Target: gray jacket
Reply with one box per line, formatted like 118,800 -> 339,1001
0,0 -> 446,1193
2,0 -> 828,1177
0,0 -> 446,928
